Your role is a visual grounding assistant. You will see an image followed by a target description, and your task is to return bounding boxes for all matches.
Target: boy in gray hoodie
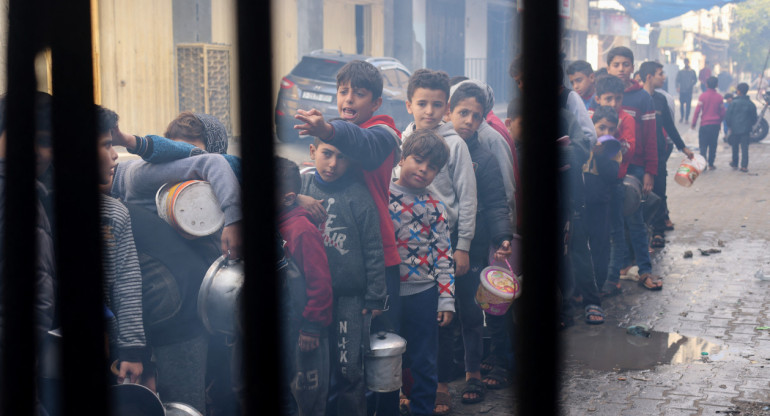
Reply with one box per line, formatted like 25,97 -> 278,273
400,69 -> 477,286
300,138 -> 386,416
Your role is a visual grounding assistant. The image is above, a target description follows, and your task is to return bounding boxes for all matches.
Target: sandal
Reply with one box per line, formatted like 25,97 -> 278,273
638,273 -> 663,291
482,366 -> 512,390
460,378 -> 486,404
650,235 -> 665,248
664,220 -> 675,231
584,304 -> 605,325
480,355 -> 505,375
600,281 -> 622,297
399,394 -> 411,416
433,391 -> 451,415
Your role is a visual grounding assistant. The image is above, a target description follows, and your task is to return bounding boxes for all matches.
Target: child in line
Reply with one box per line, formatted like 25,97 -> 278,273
389,129 -> 454,416
276,156 -> 333,416
567,60 -> 596,109
300,138 -> 386,415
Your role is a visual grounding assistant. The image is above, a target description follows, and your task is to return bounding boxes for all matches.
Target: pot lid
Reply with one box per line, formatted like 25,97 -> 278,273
368,331 -> 406,357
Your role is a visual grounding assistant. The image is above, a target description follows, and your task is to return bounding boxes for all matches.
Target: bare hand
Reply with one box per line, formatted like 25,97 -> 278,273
110,124 -> 137,151
118,361 -> 144,384
362,309 -> 383,318
683,147 -> 695,159
294,109 -> 334,139
437,311 -> 454,327
221,222 -> 243,259
642,173 -> 654,194
454,249 -> 470,276
494,240 -> 513,262
298,333 -> 319,352
296,194 -> 327,224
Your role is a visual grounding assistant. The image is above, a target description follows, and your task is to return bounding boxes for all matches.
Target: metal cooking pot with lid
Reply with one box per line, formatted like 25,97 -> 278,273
198,255 -> 244,336
365,331 -> 406,392
165,402 -> 204,416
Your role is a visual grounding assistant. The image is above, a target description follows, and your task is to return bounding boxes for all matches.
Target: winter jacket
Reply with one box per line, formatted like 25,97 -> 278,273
388,181 -> 455,312
278,206 -> 334,335
300,172 -> 386,311
675,68 -> 697,94
617,110 -> 637,178
621,81 -> 658,175
401,122 -> 477,251
566,90 -> 598,145
692,88 -> 726,128
476,121 -> 516,228
463,133 -> 514,263
323,115 -> 402,267
725,95 -> 758,135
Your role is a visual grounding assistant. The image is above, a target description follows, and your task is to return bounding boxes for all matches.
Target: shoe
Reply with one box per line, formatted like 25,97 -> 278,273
664,219 -> 675,231
708,165 -> 716,170
730,162 -> 738,170
740,167 -> 748,172
638,273 -> 663,291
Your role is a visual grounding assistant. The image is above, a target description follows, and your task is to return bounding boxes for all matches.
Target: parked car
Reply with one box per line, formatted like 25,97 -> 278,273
275,50 -> 412,142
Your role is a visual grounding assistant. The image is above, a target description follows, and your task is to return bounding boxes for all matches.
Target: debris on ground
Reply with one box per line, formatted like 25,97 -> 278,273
684,250 -> 693,258
626,325 -> 651,338
698,248 -> 722,256
718,240 -> 726,247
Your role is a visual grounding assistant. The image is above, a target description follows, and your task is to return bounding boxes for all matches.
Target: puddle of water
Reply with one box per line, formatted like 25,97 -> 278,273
563,325 -> 725,371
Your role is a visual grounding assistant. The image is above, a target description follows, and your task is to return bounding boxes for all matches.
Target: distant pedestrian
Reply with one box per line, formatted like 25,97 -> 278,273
691,76 -> 725,170
717,69 -> 733,93
675,58 -> 697,122
699,61 -> 712,93
725,82 -> 758,172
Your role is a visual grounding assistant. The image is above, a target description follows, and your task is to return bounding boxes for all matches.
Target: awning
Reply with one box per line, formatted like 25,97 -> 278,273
615,0 -> 744,25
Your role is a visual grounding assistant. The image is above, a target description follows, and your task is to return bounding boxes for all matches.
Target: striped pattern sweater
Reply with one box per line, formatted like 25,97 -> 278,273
101,194 -> 146,362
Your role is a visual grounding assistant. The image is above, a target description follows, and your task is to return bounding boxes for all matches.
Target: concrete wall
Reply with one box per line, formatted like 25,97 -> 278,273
464,0 -> 487,81
211,0 -> 239,136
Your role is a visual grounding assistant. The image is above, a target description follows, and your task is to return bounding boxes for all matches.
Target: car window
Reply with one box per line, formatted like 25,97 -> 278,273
381,69 -> 399,88
291,57 -> 346,82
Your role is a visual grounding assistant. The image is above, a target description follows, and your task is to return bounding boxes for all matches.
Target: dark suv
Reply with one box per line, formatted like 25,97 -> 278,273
275,50 -> 412,142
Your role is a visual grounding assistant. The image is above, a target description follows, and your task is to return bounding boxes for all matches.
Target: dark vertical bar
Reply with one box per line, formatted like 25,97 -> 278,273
48,0 -> 107,414
3,0 -> 43,413
237,1 -> 280,415
516,0 -> 560,415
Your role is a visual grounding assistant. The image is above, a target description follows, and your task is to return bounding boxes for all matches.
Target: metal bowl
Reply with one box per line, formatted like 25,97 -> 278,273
197,255 -> 244,336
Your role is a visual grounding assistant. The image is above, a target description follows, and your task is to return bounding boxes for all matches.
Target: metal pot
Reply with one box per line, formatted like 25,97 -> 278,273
164,402 -> 204,416
622,175 -> 642,216
198,255 -> 244,336
365,331 -> 406,393
109,383 -> 164,416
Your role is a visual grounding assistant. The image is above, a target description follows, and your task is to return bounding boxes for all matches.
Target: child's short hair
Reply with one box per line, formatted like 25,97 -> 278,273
506,98 -> 521,120
402,129 -> 450,171
595,75 -> 625,97
707,76 -> 718,89
592,105 -> 619,126
96,106 -> 119,136
736,83 -> 749,95
0,91 -> 53,137
509,56 -> 523,79
638,61 -> 663,83
336,60 -> 383,100
449,82 -> 486,112
566,60 -> 593,77
449,75 -> 469,87
275,156 -> 301,196
165,111 -> 205,145
407,69 -> 450,101
607,46 -> 634,66
595,67 -> 608,77
724,92 -> 734,100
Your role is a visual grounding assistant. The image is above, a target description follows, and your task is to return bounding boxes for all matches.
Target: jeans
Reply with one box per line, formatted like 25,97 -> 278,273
623,165 -> 654,276
437,262 -> 484,382
699,124 -> 720,166
680,91 -> 693,121
585,201 -> 610,292
652,143 -> 674,236
569,209 -> 601,307
731,133 -> 750,168
607,182 -> 625,284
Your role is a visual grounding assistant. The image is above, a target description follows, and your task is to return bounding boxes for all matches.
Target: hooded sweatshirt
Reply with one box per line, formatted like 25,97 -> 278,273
401,121 -> 477,251
621,80 -> 658,175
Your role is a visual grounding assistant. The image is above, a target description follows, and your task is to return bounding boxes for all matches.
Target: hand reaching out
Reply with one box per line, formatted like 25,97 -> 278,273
294,109 -> 334,139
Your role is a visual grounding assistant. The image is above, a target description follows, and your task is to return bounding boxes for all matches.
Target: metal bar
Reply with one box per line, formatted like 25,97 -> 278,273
516,0 -> 561,415
236,1 -> 281,414
2,0 -> 43,413
48,0 -> 107,414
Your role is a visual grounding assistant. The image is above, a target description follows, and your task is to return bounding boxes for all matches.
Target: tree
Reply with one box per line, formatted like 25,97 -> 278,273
731,0 -> 770,74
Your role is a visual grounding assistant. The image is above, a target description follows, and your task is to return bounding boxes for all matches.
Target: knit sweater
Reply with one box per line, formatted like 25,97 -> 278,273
388,180 -> 455,312
621,81 -> 658,175
401,122 -> 477,251
100,194 -> 147,362
300,173 -> 386,311
111,155 -> 242,227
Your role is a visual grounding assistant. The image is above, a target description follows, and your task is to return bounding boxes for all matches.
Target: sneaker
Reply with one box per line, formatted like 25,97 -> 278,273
740,167 -> 748,172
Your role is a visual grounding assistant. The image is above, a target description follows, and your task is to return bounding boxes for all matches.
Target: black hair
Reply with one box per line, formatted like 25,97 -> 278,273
607,46 -> 634,66
336,60 -> 383,100
592,105 -> 619,126
449,76 -> 469,87
707,76 -> 718,89
595,68 -> 608,77
96,106 -> 119,136
566,60 -> 593,76
639,61 -> 663,84
684,58 -> 690,64
449,83 -> 486,112
402,129 -> 450,171
0,91 -> 53,139
736,83 -> 749,95
407,69 -> 450,102
275,156 -> 301,196
506,98 -> 521,120
724,92 -> 734,100
509,56 -> 523,79
595,75 -> 625,97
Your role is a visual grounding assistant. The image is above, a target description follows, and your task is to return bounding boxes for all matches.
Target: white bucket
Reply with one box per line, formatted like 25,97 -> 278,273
674,154 -> 707,187
155,181 -> 225,238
